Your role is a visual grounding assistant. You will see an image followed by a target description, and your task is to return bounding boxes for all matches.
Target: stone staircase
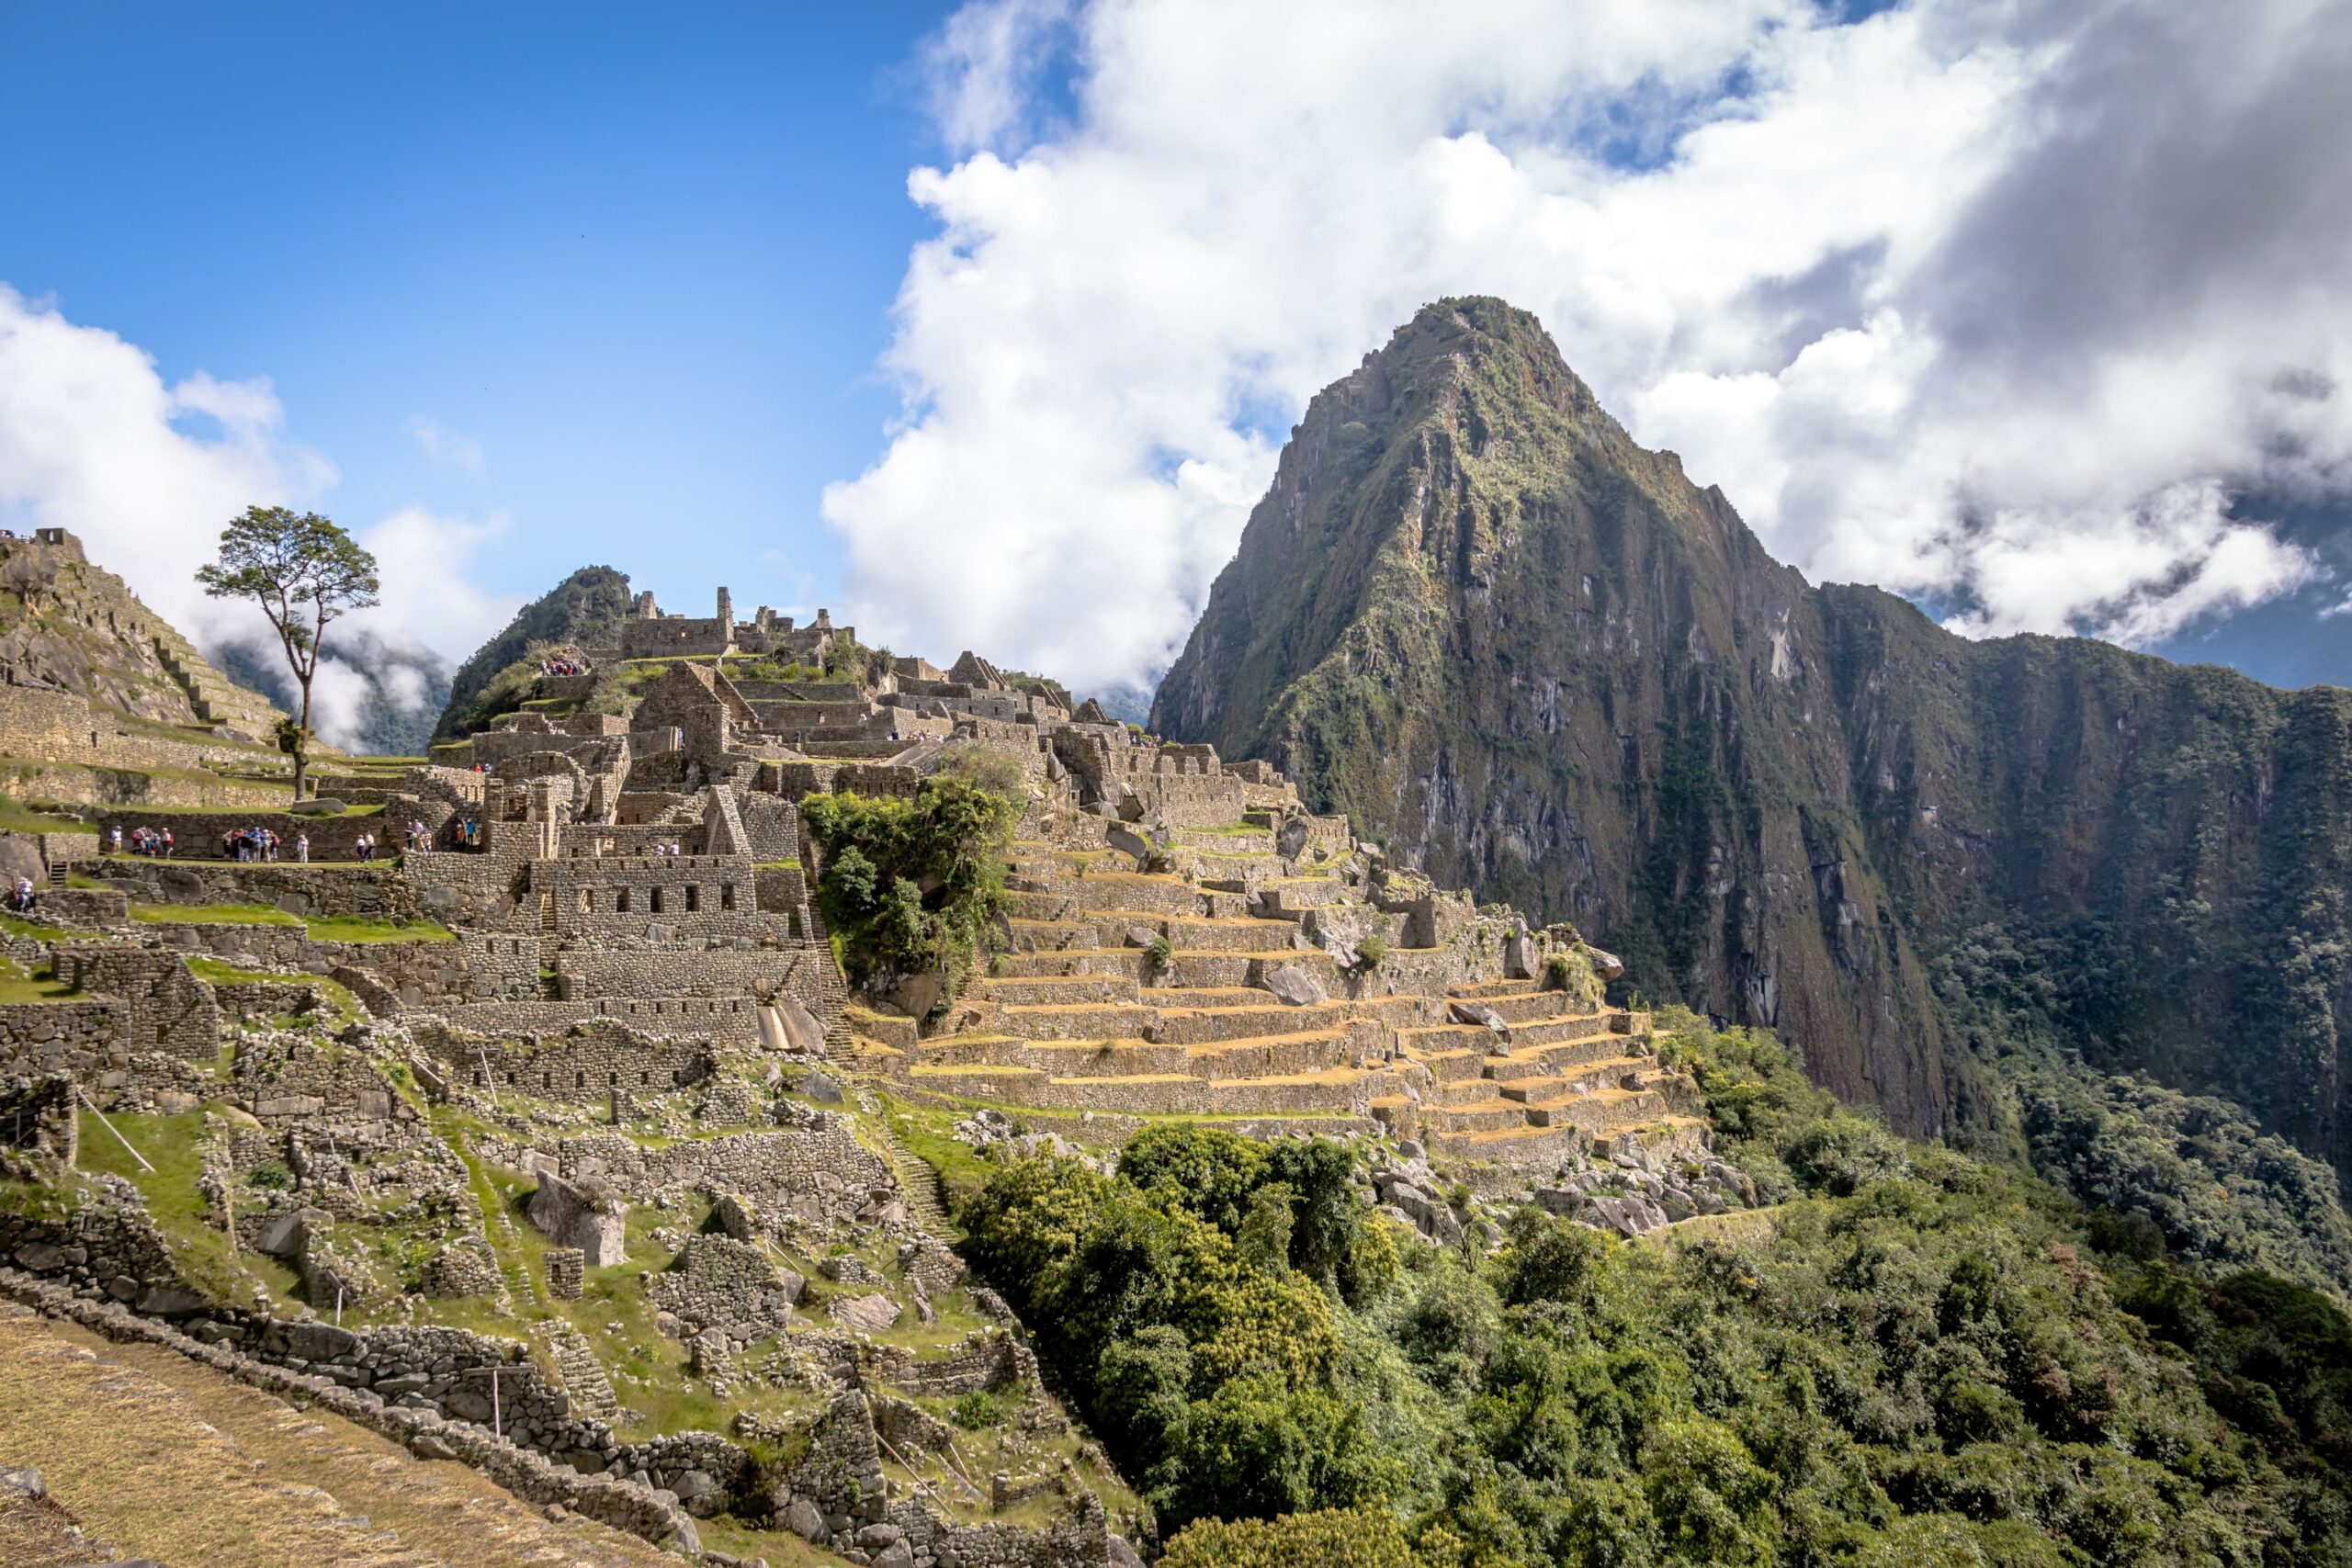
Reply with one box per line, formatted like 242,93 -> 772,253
534,1318 -> 619,1420
875,1119 -> 956,1235
150,626 -> 287,741
857,833 -> 1703,1162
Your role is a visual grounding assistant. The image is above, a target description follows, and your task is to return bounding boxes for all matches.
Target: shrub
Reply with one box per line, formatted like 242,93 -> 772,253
1356,934 -> 1388,969
802,775 -> 1016,998
247,1160 -> 294,1190
1542,951 -> 1575,990
950,1390 -> 1005,1429
1145,935 -> 1174,971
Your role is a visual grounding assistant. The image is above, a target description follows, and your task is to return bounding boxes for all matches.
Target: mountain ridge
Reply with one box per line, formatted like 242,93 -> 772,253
1155,296 -> 2352,1175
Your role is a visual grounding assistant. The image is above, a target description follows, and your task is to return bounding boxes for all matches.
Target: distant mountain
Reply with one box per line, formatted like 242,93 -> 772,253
431,565 -> 633,741
209,632 -> 450,758
1156,298 -> 2352,1180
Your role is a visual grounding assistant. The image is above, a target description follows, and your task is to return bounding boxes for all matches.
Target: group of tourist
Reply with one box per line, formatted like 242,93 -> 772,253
7,876 -> 35,913
224,826 -> 288,863
110,825 -> 175,858
540,655 -> 587,677
355,831 -> 379,862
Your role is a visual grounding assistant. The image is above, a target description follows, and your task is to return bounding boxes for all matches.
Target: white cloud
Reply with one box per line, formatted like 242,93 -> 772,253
406,415 -> 487,479
0,288 -> 516,716
349,506 -> 520,663
0,284 -> 334,646
830,0 -> 2352,690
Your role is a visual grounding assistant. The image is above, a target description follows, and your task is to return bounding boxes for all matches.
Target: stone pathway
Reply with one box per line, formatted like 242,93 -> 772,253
0,1303 -> 677,1568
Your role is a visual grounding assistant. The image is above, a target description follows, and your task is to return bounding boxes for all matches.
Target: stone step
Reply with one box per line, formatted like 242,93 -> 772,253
1250,878 -> 1349,915
1124,914 -> 1305,953
1490,1056 -> 1653,1103
1003,917 -> 1101,953
990,1000 -> 1159,1040
973,974 -> 1141,1007
1167,826 -> 1275,853
990,949 -> 1138,978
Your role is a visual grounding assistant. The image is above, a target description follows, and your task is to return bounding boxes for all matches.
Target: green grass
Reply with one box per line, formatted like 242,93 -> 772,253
73,1105 -> 297,1309
0,911 -> 81,942
754,859 -> 802,871
184,957 -> 363,1026
0,955 -> 79,1003
129,901 -> 301,928
303,914 -> 454,943
0,794 -> 96,835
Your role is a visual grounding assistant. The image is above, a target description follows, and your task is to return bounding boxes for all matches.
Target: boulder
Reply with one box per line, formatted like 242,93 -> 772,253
713,1192 -> 757,1241
410,1431 -> 458,1461
1261,964 -> 1328,1007
1448,1000 -> 1510,1038
798,1069 -> 844,1105
1124,924 -> 1160,949
289,796 -> 348,816
830,1292 -> 902,1333
1586,946 -> 1626,981
526,1173 -> 627,1267
773,992 -> 827,1055
785,1496 -> 831,1543
1106,824 -> 1153,865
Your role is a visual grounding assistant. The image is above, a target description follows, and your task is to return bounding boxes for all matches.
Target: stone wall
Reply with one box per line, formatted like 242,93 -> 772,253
560,1122 -> 892,1227
0,1004 -> 126,1085
410,1020 -> 715,1107
91,859 -> 416,921
49,946 -> 217,1059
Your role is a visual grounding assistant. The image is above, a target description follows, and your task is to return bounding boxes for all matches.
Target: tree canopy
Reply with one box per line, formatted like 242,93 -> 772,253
197,505 -> 379,795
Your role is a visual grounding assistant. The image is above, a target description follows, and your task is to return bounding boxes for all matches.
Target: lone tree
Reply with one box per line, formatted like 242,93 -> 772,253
198,506 -> 379,800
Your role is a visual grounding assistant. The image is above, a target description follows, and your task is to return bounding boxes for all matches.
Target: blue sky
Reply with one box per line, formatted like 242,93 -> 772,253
4,0 -> 2349,712
3,1 -> 952,620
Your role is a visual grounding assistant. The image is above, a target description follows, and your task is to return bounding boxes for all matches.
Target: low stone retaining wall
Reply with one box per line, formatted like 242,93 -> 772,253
90,858 -> 415,920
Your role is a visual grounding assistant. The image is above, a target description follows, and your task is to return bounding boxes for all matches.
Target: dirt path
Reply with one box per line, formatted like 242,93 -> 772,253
0,1303 -> 683,1568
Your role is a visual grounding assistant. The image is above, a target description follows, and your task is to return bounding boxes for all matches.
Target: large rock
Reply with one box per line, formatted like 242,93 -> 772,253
526,1173 -> 626,1268
713,1192 -> 758,1242
829,1292 -> 902,1333
784,1495 -> 831,1543
1261,964 -> 1328,1007
772,991 -> 827,1055
1585,946 -> 1626,981
1448,1000 -> 1510,1039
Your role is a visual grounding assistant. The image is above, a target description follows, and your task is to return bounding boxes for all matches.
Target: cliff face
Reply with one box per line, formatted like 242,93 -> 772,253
1155,298 -> 2352,1166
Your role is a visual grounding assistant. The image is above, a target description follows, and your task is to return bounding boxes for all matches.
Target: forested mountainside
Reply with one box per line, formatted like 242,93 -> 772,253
431,563 -> 633,740
1153,298 -> 2352,1190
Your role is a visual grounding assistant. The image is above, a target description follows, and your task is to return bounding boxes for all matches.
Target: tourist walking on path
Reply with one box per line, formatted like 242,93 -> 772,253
296,832 -> 309,863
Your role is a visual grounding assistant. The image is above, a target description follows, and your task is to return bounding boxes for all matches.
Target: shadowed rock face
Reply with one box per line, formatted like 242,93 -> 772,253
1156,296 -> 2352,1170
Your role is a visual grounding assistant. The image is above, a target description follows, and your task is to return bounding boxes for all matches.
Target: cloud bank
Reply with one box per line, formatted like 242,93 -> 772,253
827,0 -> 2352,690
0,287 -> 517,744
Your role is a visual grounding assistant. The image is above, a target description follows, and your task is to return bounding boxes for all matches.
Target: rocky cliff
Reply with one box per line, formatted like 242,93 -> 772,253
0,529 -> 288,742
1155,298 -> 2352,1170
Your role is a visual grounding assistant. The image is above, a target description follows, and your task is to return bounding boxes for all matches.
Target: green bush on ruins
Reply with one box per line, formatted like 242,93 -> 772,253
801,773 -> 1017,1010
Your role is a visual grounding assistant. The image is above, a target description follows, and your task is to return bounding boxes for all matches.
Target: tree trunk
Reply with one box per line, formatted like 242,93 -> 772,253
293,676 -> 312,800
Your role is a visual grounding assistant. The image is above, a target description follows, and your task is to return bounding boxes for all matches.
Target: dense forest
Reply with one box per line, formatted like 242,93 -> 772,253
959,1012 -> 2352,1566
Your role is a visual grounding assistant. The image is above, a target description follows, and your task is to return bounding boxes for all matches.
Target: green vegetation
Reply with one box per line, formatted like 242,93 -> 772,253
965,1014 -> 2352,1563
802,774 -> 1017,1010
0,954 -> 77,1003
304,913 -> 455,943
1355,934 -> 1388,969
433,564 -> 633,739
950,1390 -> 1005,1429
130,900 -> 300,927
0,794 -> 94,835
